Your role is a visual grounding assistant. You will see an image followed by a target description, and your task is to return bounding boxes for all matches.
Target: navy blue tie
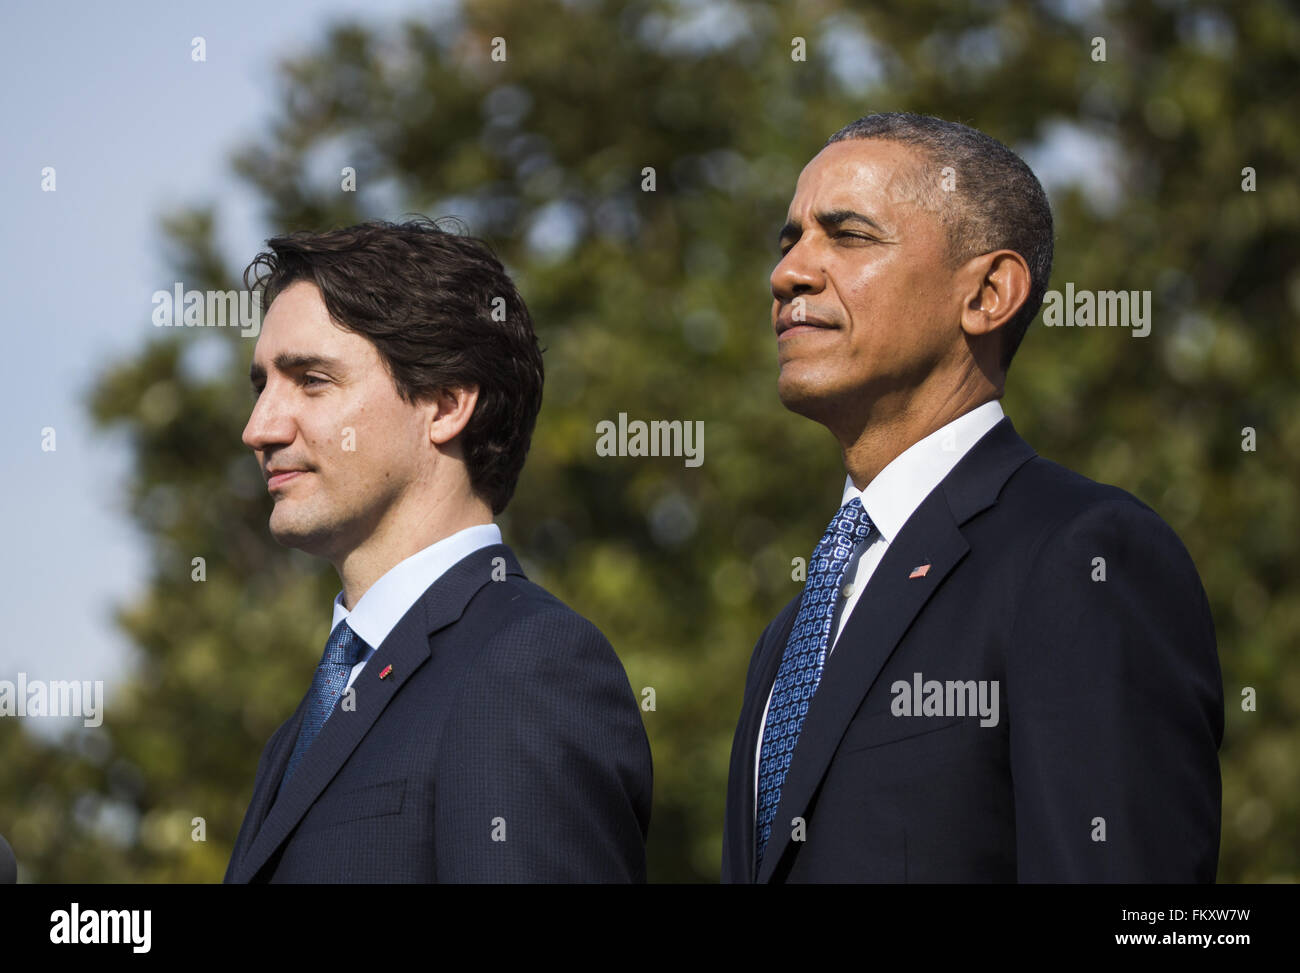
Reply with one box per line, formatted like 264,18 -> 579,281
755,497 -> 875,870
277,621 -> 368,800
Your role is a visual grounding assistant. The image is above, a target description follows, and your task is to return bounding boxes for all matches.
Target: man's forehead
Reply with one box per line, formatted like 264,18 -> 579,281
259,285 -> 349,339
787,140 -> 939,223
252,299 -> 356,366
785,143 -> 951,232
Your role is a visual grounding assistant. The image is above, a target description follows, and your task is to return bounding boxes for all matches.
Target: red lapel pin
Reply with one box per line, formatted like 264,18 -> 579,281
908,563 -> 931,579
378,664 -> 393,680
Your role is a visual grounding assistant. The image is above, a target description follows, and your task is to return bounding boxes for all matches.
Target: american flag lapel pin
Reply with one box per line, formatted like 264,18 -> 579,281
378,664 -> 393,680
908,563 -> 931,579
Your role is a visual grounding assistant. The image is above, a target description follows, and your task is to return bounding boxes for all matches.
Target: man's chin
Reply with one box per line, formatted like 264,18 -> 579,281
777,368 -> 884,444
268,511 -> 332,555
777,369 -> 839,423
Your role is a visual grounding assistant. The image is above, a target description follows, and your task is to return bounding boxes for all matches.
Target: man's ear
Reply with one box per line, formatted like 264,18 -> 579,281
958,249 -> 1032,339
427,385 -> 480,446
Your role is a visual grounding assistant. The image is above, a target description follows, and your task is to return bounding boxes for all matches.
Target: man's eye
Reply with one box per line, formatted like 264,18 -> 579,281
302,375 -> 326,387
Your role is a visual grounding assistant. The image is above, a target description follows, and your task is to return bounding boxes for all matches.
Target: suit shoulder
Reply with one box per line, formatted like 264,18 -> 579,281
996,455 -> 1206,585
447,575 -> 648,762
1004,454 -> 1152,514
471,572 -> 603,632
1000,455 -> 1179,538
464,573 -> 626,671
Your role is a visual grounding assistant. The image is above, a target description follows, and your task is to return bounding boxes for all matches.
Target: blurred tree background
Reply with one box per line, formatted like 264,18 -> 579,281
1,0 -> 1296,882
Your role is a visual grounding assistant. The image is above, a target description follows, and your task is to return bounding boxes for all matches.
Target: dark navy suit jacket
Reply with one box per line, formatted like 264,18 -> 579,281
225,544 -> 652,882
723,417 -> 1223,882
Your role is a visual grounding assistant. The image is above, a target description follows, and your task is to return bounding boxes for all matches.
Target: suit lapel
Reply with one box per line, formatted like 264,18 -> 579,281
754,417 -> 1035,882
230,544 -> 525,883
224,697 -> 308,879
728,598 -> 800,882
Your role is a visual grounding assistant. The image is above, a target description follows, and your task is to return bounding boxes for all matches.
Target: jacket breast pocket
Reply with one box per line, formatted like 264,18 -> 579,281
837,710 -> 967,753
299,777 -> 407,834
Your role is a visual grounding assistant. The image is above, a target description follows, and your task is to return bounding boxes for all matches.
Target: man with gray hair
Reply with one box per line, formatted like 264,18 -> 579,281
722,113 -> 1222,883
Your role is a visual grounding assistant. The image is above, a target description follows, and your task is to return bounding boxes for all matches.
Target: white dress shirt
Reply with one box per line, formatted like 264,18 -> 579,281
753,400 -> 1005,812
329,523 -> 503,691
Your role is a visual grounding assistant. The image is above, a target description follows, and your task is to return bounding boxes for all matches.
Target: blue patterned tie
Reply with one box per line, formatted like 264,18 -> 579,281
755,497 -> 875,870
277,621 -> 369,800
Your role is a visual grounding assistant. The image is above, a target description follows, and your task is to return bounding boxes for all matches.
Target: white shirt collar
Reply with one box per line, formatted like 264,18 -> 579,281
329,522 -> 503,651
840,400 -> 1005,542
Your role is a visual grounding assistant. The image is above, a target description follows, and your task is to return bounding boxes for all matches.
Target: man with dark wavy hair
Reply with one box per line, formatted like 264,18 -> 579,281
723,113 -> 1223,883
225,217 -> 651,883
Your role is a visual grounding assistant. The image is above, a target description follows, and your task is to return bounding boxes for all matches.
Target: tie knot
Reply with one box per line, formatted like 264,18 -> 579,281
323,622 -> 368,668
826,496 -> 874,547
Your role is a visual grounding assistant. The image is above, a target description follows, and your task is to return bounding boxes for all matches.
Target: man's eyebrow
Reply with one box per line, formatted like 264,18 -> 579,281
778,208 -> 890,247
817,209 -> 888,233
249,353 -> 346,385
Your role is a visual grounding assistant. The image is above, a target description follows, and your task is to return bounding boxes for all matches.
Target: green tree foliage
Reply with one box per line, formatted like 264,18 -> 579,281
3,0 -> 1296,882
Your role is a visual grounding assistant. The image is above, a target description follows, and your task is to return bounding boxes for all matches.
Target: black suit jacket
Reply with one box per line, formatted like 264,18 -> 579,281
723,417 -> 1223,882
225,544 -> 652,882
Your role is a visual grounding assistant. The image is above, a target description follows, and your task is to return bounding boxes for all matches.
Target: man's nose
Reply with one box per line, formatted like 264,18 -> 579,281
242,384 -> 295,452
770,241 -> 823,301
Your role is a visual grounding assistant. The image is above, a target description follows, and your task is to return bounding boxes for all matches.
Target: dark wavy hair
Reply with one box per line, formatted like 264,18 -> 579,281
243,216 -> 544,515
826,113 -> 1054,371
